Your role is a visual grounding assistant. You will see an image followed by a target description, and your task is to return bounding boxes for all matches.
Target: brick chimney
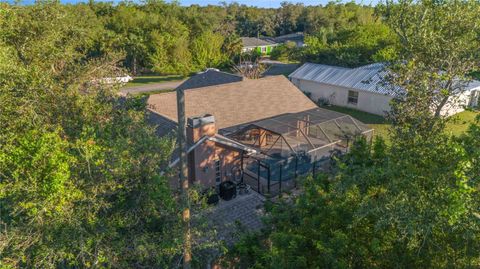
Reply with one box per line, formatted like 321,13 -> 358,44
186,114 -> 216,144
186,114 -> 217,184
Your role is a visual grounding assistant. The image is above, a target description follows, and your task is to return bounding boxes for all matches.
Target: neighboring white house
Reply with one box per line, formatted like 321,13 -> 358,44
289,62 -> 480,116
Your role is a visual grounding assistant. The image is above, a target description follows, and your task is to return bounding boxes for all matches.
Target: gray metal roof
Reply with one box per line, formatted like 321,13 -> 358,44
289,62 -> 480,97
289,62 -> 404,97
465,80 -> 480,90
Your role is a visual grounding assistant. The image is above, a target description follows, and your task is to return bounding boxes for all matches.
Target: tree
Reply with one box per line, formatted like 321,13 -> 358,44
302,23 -> 398,67
270,41 -> 297,62
228,3 -> 480,266
275,2 -> 304,35
0,3 -> 183,267
229,128 -> 480,268
150,27 -> 193,75
106,4 -> 150,75
380,0 -> 480,117
222,34 -> 243,59
190,31 -> 226,70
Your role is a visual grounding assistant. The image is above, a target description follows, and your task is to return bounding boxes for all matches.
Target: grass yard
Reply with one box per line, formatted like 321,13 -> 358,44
125,74 -> 186,87
320,105 -> 479,140
446,110 -> 480,136
320,105 -> 391,139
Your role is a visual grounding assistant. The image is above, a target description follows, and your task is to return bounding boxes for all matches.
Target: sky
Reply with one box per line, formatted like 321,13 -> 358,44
13,0 -> 376,8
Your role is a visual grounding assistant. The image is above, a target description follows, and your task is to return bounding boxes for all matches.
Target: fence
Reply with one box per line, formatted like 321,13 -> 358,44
241,148 -> 342,197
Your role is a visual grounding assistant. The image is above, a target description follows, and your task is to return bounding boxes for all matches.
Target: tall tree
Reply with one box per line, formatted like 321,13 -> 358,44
191,31 -> 226,70
302,23 -> 398,67
275,2 -> 304,35
229,121 -> 480,268
0,3 -> 182,267
227,2 -> 480,267
381,0 -> 480,116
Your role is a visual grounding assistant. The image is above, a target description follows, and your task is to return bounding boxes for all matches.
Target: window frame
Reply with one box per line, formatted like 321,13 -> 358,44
347,90 -> 359,105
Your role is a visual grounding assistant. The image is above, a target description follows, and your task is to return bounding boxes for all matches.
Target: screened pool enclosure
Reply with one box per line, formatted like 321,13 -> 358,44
223,108 -> 374,195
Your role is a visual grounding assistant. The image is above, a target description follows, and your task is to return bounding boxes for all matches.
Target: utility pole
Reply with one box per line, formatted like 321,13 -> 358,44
176,86 -> 191,269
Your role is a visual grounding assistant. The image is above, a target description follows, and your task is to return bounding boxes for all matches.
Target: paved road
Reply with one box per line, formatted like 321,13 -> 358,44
120,79 -> 185,95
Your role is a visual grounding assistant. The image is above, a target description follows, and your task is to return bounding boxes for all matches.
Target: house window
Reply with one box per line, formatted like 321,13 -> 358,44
215,159 -> 221,184
348,90 -> 359,105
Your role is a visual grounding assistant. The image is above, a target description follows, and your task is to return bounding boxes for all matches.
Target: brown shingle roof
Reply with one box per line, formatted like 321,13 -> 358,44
147,75 -> 317,131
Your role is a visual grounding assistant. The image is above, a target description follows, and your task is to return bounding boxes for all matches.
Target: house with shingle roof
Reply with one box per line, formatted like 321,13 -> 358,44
148,76 -> 318,134
148,74 -> 372,195
289,62 -> 480,116
146,71 -> 374,265
241,37 -> 278,55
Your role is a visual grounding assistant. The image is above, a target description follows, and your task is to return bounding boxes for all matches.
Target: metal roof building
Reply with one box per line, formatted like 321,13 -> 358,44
289,62 -> 480,116
289,62 -> 403,97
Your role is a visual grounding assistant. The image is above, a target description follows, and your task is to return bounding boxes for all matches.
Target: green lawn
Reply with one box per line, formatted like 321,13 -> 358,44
320,105 -> 479,140
320,105 -> 391,139
447,110 -> 480,136
125,74 -> 186,87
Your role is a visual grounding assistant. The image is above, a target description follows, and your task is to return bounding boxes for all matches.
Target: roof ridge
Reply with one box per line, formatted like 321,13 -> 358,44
305,62 -> 352,70
147,74 -> 318,133
151,75 -> 294,96
200,69 -> 244,78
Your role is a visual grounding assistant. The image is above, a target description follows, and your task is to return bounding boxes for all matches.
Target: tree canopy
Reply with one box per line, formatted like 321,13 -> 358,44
1,1 -> 395,76
0,3 -> 183,267
226,1 -> 480,268
1,1 -> 479,268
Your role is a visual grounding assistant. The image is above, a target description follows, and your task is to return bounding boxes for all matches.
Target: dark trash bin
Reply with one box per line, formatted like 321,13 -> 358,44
219,181 -> 237,201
